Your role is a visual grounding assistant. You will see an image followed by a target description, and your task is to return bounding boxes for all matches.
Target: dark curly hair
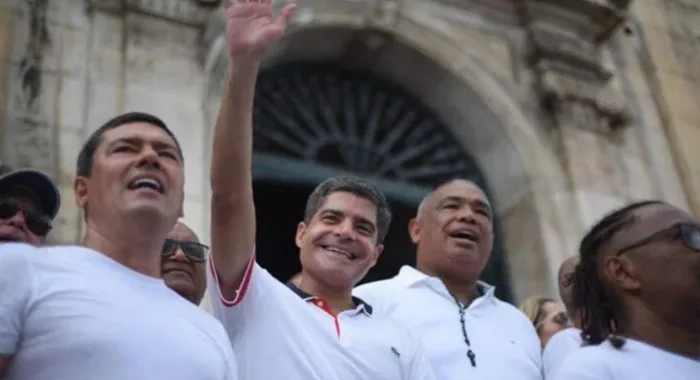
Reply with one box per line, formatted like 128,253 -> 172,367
573,200 -> 663,348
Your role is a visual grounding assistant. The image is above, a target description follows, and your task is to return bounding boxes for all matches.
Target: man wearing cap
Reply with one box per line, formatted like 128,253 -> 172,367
0,164 -> 60,245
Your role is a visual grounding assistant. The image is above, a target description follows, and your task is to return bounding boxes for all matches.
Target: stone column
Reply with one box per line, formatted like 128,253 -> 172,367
524,0 -> 636,227
0,1 -> 17,153
633,0 -> 700,215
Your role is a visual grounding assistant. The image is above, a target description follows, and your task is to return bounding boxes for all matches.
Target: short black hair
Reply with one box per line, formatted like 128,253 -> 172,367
573,200 -> 663,348
304,176 -> 392,244
76,112 -> 182,177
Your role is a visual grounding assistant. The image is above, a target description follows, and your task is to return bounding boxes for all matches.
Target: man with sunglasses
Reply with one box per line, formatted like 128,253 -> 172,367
554,200 -> 700,380
0,164 -> 59,245
163,221 -> 209,305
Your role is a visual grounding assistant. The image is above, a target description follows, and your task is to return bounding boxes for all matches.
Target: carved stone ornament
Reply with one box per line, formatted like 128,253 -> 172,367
523,0 -> 634,133
87,0 -> 219,25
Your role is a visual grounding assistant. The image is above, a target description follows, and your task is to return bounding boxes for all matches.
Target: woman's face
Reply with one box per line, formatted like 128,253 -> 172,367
537,301 -> 570,348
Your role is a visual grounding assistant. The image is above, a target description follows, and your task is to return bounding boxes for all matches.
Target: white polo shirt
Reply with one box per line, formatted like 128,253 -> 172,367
0,243 -> 237,380
553,337 -> 700,380
207,255 -> 437,380
543,327 -> 582,379
354,266 -> 543,380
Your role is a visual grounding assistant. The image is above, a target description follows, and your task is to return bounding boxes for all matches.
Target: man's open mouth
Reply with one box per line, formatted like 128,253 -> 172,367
320,245 -> 357,260
128,177 -> 163,193
447,229 -> 480,244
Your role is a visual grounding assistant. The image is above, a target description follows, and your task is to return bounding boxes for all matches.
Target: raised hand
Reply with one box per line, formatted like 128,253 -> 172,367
223,0 -> 296,58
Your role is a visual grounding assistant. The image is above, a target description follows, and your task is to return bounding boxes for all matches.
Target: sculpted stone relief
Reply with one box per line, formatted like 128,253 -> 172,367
524,0 -> 633,135
6,0 -> 55,174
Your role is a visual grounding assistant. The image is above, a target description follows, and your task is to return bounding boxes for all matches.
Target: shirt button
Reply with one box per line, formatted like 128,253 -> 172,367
317,301 -> 324,307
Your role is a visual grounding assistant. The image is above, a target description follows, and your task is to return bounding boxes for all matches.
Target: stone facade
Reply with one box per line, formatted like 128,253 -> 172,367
0,0 -> 697,303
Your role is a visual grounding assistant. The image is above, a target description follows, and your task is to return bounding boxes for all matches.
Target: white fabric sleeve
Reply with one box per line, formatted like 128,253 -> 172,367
206,252 -> 277,334
0,244 -> 36,355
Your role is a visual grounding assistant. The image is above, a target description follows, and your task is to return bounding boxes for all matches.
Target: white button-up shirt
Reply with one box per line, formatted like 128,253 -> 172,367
354,266 -> 543,380
207,256 -> 438,380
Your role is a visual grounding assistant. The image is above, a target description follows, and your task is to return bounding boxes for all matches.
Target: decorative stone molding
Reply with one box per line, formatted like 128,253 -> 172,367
5,0 -> 56,175
524,0 -> 633,133
87,0 -> 218,25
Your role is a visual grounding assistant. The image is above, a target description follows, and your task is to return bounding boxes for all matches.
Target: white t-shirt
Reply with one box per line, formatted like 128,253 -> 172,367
542,327 -> 582,379
354,266 -> 543,380
553,337 -> 700,380
207,256 -> 437,380
0,243 -> 237,380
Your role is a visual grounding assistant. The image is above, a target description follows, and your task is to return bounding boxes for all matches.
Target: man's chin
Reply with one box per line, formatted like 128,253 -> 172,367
164,278 -> 196,298
125,203 -> 177,225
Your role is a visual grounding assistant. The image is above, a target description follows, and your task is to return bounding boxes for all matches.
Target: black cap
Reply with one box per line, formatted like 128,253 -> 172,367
0,164 -> 61,219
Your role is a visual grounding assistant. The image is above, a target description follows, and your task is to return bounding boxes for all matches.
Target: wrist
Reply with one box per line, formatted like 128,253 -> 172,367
227,55 -> 262,77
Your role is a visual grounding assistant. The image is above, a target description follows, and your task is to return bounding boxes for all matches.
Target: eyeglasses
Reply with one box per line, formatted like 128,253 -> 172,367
162,239 -> 210,263
0,198 -> 52,236
615,222 -> 700,256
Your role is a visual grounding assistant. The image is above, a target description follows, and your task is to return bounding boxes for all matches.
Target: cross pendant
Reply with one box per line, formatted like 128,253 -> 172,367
467,349 -> 476,367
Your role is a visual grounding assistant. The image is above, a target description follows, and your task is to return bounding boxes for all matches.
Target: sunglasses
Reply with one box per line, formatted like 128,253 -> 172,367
615,222 -> 700,256
534,311 -> 572,332
0,198 -> 52,236
162,239 -> 209,263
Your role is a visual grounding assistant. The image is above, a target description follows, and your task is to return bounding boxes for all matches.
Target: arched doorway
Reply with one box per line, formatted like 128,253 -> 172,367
251,63 -> 513,301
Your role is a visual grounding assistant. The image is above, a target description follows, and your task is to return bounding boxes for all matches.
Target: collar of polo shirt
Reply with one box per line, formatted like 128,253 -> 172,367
286,281 -> 374,316
395,265 -> 497,303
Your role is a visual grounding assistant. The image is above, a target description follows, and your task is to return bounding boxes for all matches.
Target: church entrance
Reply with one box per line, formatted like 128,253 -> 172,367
251,63 -> 513,301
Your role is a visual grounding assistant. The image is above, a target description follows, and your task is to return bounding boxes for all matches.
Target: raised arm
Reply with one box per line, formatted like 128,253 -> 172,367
209,0 -> 295,300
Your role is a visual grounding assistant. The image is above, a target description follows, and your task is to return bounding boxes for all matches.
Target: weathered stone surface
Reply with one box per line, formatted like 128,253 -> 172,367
1,0 -> 698,304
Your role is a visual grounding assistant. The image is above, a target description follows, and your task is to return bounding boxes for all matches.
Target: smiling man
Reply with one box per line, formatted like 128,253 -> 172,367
163,221 -> 208,305
0,164 -> 60,245
354,179 -> 543,380
0,112 -> 236,380
206,1 -> 436,379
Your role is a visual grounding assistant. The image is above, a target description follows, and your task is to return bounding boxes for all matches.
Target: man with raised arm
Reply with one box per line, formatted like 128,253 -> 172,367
207,1 -> 436,379
0,112 -> 237,380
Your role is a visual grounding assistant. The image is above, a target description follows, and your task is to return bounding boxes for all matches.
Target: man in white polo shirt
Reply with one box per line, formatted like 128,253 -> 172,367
354,179 -> 543,380
207,1 -> 436,379
0,112 -> 237,380
554,200 -> 700,380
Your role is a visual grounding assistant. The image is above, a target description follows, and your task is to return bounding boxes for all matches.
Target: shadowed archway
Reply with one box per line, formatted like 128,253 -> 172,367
251,63 -> 513,301
203,16 -> 572,303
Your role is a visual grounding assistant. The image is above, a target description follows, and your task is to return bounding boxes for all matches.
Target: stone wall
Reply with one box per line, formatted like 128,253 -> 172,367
1,0 -> 699,302
632,0 -> 700,214
0,0 -> 211,243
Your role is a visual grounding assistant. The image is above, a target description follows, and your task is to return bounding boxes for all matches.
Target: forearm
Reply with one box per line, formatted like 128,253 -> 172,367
209,57 -> 260,293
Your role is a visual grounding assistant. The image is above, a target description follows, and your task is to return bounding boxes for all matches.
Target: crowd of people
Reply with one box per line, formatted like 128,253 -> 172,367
0,1 -> 698,379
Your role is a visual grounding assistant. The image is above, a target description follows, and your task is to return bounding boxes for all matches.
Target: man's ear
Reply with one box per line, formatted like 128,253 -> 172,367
295,222 -> 307,249
603,256 -> 641,292
369,244 -> 384,267
408,217 -> 421,244
74,177 -> 88,209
